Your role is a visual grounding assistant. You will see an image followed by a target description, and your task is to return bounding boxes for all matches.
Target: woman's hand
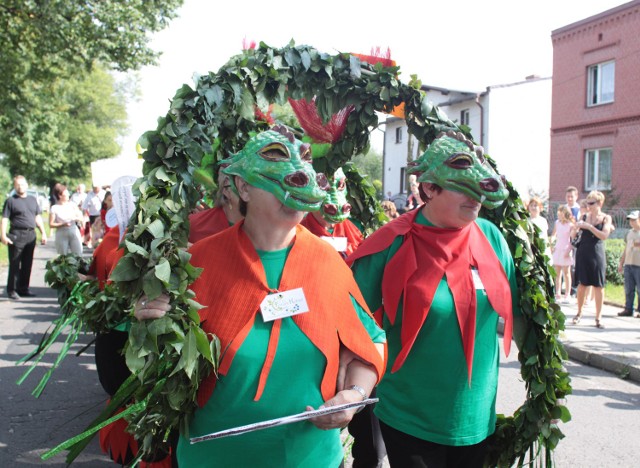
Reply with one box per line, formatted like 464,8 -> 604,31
576,220 -> 591,231
134,294 -> 171,320
77,273 -> 96,282
306,387 -> 364,430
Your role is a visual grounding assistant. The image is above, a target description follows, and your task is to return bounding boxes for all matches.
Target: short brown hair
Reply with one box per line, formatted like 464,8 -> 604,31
418,182 -> 443,203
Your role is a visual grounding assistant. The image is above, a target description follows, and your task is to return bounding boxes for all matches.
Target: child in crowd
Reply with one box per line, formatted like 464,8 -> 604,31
617,210 -> 640,317
551,205 -> 575,303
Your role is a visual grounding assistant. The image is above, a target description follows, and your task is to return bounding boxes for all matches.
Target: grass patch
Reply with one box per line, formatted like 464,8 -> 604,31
605,283 -> 625,307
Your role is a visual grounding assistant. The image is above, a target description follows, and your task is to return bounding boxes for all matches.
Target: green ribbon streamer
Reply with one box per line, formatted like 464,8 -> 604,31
41,400 -> 146,461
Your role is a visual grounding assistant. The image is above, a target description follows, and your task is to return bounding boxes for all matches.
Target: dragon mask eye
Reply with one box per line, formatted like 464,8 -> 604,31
446,152 -> 474,169
300,143 -> 312,163
259,143 -> 290,162
316,173 -> 330,191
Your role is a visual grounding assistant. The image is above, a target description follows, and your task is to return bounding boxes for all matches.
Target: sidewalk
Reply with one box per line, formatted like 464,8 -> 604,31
556,299 -> 640,382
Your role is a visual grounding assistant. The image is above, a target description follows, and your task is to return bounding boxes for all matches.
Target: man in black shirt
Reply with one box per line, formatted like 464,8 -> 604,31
1,175 -> 48,299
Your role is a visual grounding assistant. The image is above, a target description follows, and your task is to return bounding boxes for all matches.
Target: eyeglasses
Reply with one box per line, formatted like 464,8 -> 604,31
587,200 -> 597,205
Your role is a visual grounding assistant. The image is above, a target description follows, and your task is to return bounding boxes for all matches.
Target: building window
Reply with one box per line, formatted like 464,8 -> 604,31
460,109 -> 470,126
400,167 -> 406,192
584,148 -> 612,191
395,127 -> 402,144
587,61 -> 615,106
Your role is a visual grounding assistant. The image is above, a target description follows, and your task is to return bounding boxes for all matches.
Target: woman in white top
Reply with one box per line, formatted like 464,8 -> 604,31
49,184 -> 83,255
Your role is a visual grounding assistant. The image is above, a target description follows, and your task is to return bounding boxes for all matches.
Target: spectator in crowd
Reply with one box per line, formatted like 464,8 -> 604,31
82,185 -> 105,248
48,184 -> 83,256
70,183 -> 87,209
1,175 -> 48,299
571,191 -> 613,328
565,186 -> 580,221
551,205 -> 575,304
405,174 -> 422,211
381,200 -> 399,221
527,196 -> 550,258
617,210 -> 640,318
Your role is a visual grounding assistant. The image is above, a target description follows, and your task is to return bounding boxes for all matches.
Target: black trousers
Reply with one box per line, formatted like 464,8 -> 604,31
94,330 -> 130,397
347,391 -> 386,468
379,420 -> 488,468
6,229 -> 36,294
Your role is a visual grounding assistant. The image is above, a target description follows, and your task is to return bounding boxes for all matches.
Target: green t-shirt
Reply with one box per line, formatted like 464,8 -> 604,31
352,211 -> 519,446
178,246 -> 383,467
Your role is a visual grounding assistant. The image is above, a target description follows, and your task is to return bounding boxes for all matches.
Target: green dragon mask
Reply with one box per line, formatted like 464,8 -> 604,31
223,126 -> 326,212
408,131 -> 508,209
318,167 -> 352,224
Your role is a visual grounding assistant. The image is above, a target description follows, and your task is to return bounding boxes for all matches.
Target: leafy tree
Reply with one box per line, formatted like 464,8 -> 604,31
0,0 -> 183,83
0,66 -> 128,187
0,0 -> 183,183
352,148 -> 383,182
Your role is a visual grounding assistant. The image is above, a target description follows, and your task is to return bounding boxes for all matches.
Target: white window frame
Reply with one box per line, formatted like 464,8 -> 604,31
587,60 -> 615,107
584,148 -> 612,191
395,127 -> 402,144
460,109 -> 470,126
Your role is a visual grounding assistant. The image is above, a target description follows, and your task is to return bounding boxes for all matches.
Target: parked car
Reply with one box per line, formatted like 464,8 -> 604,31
389,192 -> 408,212
6,188 -> 50,212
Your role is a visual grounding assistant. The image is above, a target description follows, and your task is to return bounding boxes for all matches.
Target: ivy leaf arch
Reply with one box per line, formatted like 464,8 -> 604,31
72,42 -> 570,466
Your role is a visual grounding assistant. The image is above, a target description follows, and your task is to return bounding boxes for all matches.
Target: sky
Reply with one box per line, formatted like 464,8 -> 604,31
117,0 -> 630,157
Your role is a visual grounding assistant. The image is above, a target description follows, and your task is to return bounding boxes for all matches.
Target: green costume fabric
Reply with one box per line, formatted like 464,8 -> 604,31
178,246 -> 384,467
352,211 -> 519,446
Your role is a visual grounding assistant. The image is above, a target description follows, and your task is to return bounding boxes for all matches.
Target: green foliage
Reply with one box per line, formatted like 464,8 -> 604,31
0,66 -> 128,186
483,177 -> 572,467
606,238 -> 625,285
58,42 -> 571,465
43,254 -> 92,309
351,148 -> 383,182
0,0 -> 183,185
0,0 -> 183,83
19,254 -> 131,397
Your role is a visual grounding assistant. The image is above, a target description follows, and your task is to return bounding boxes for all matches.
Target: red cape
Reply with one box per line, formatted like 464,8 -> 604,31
347,210 -> 513,380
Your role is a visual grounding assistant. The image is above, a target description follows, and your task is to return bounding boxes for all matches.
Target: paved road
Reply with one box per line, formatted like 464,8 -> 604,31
0,243 -> 112,466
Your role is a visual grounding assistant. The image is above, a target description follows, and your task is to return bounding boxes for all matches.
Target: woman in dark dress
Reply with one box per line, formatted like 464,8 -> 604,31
571,190 -> 614,328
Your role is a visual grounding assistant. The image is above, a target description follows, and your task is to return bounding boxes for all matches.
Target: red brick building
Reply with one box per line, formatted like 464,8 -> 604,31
550,0 -> 640,207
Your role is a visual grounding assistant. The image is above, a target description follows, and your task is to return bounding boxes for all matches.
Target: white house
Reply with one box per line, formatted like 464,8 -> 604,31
382,76 -> 551,201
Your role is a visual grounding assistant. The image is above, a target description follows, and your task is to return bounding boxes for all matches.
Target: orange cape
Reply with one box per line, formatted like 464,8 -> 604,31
347,210 -> 513,380
189,222 -> 385,407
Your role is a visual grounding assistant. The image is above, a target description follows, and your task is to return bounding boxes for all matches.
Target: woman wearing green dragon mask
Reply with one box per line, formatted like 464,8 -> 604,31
300,167 -> 364,259
347,130 -> 524,468
135,126 -> 386,467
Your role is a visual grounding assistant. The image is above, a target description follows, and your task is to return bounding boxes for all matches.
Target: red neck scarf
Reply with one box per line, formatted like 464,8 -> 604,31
347,210 -> 513,380
300,214 -> 363,257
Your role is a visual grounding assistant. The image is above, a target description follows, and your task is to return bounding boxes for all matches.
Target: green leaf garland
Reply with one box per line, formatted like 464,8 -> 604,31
54,41 -> 570,466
